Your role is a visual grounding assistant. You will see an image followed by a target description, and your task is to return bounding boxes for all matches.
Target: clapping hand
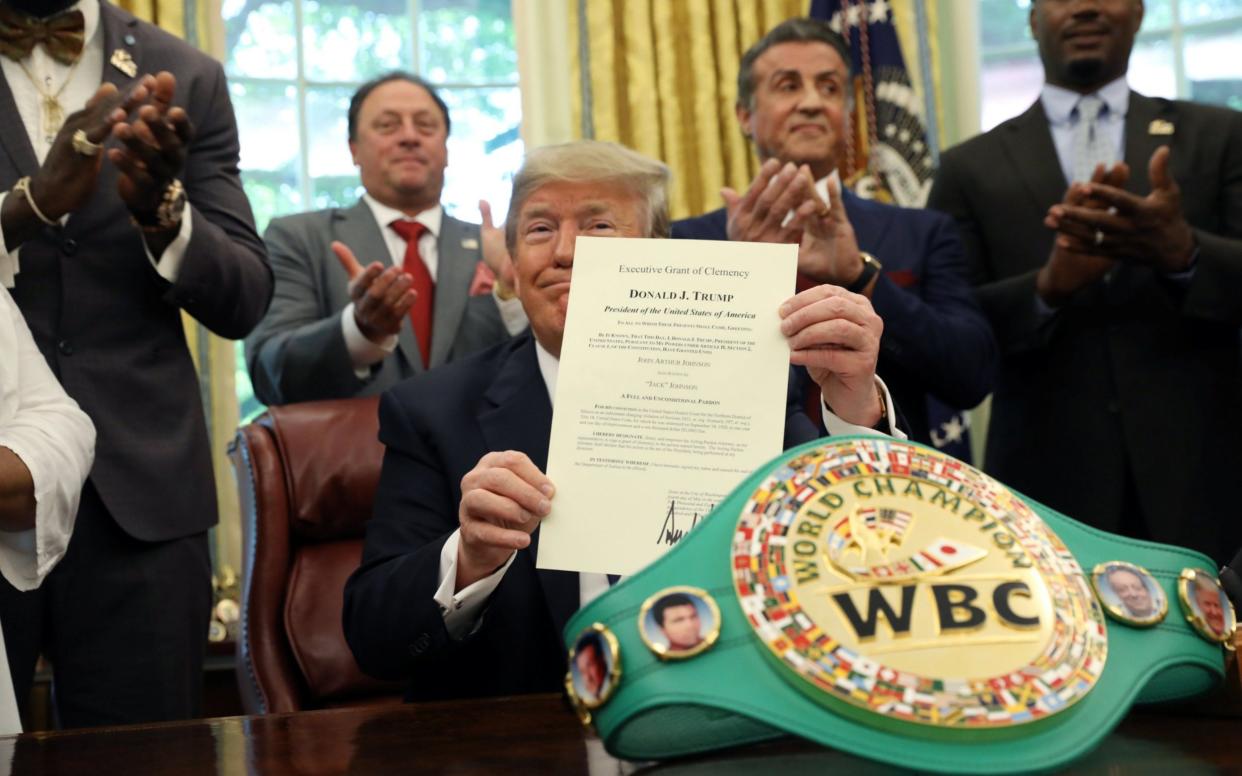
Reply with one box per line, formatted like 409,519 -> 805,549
332,241 -> 415,344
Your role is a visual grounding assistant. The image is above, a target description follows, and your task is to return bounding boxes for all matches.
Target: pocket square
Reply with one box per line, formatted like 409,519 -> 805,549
886,269 -> 918,288
468,261 -> 496,296
1148,119 -> 1174,136
461,237 -> 480,250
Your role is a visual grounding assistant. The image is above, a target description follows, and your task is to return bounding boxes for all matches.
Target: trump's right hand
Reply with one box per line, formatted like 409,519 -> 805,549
332,240 -> 415,344
456,450 -> 555,590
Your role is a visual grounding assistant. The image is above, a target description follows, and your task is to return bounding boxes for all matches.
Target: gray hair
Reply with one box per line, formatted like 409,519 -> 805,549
504,140 -> 671,255
737,17 -> 854,111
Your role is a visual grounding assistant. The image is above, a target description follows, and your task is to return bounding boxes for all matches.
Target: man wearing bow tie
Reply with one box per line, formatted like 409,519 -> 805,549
0,0 -> 271,727
245,72 -> 524,406
928,0 -> 1242,562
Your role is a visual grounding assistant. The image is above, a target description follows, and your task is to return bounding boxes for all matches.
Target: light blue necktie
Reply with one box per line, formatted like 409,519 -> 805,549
1071,94 -> 1114,183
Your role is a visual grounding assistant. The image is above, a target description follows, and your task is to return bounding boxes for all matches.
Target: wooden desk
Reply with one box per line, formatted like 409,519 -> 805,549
5,694 -> 1240,774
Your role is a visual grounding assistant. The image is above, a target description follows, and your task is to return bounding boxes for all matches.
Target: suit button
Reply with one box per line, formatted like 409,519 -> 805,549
61,238 -> 77,255
411,633 -> 431,655
57,339 -> 73,356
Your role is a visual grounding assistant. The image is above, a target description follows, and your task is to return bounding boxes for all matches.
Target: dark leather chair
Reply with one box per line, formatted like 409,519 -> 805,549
229,396 -> 403,714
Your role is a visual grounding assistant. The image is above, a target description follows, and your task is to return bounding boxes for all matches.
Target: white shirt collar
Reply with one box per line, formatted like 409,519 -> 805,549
361,194 -> 442,237
534,338 -> 558,405
1040,76 -> 1130,126
78,1 -> 99,46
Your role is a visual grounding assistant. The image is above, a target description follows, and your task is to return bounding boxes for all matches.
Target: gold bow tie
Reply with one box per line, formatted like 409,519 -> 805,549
0,7 -> 85,65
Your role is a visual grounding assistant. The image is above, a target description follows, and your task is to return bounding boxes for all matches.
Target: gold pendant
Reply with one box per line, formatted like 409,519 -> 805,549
43,95 -> 64,138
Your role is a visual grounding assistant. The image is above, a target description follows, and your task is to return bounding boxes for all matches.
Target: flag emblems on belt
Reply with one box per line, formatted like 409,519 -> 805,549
732,440 -> 1107,733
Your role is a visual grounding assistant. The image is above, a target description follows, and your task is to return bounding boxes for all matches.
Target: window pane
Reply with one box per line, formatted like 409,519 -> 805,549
980,54 -> 1043,131
1128,37 -> 1177,98
1185,27 -> 1242,110
440,87 -> 523,220
223,0 -> 297,79
236,342 -> 265,423
231,80 -> 303,231
419,0 -> 518,84
1179,0 -> 1242,25
978,0 -> 1033,50
302,0 -> 412,82
305,86 -> 364,209
1142,0 -> 1174,30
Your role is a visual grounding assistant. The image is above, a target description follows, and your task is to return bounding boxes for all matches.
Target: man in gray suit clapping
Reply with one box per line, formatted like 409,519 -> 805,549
246,72 -> 525,406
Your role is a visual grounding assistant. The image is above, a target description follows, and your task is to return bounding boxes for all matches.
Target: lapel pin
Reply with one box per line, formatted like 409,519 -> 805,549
124,34 -> 136,46
461,237 -> 479,250
1148,119 -> 1174,136
110,49 -> 137,78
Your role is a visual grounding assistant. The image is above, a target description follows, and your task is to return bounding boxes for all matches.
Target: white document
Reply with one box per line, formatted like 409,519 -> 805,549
538,236 -> 797,576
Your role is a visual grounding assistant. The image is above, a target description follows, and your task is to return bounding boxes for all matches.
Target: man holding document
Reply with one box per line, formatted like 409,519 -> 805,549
344,140 -> 901,701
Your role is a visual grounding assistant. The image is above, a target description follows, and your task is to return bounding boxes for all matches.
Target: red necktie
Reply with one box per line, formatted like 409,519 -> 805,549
389,220 -> 435,369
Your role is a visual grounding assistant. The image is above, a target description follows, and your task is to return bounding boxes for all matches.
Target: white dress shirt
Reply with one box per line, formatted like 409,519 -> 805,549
0,0 -> 192,290
432,339 -> 902,639
342,195 -> 527,375
0,287 -> 95,734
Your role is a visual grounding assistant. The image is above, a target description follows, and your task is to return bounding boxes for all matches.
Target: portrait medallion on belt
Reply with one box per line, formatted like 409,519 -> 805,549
1090,561 -> 1168,627
1177,568 -> 1237,646
638,586 -> 722,661
566,623 -> 622,720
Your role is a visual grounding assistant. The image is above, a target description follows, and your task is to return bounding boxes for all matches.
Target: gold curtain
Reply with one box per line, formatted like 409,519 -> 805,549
115,0 -> 184,32
565,0 -> 947,220
569,0 -> 804,221
114,0 -> 244,579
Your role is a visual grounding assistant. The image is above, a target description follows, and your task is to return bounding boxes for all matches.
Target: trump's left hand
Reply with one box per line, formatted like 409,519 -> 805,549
780,284 -> 884,427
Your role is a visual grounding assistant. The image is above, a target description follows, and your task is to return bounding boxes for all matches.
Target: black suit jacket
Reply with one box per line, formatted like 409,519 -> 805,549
928,93 -> 1242,561
343,332 -> 822,700
0,4 -> 272,541
672,190 -> 996,446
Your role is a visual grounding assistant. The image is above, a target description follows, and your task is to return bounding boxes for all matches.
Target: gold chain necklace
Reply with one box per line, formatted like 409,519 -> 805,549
15,54 -> 83,146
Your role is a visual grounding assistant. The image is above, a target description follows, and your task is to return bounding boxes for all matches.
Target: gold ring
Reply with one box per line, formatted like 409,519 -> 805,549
71,129 -> 102,157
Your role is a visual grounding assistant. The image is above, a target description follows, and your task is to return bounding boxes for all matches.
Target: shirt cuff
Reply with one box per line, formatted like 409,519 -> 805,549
145,203 -> 194,283
821,375 -> 906,439
341,302 -> 398,379
0,192 -> 19,289
434,529 -> 516,640
1033,290 -> 1057,319
495,289 -> 528,336
1161,246 -> 1198,285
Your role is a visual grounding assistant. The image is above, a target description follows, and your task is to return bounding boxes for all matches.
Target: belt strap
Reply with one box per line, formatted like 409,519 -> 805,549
565,437 -> 1230,773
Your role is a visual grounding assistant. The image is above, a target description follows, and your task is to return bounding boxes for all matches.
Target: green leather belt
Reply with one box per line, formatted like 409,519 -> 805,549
563,437 -> 1234,774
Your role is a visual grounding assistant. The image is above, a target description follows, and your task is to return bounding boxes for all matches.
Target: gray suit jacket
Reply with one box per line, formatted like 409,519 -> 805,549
928,92 -> 1242,561
245,201 -> 511,405
1,3 -> 272,542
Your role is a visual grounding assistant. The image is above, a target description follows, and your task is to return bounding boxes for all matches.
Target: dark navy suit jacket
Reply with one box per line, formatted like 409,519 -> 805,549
671,191 -> 997,447
343,332 -> 822,700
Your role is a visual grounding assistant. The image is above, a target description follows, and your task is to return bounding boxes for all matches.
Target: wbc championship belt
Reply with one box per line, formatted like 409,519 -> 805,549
563,437 -> 1235,774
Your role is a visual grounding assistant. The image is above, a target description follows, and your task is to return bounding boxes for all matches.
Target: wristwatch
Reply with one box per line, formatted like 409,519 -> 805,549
846,251 -> 882,293
132,179 -> 187,232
